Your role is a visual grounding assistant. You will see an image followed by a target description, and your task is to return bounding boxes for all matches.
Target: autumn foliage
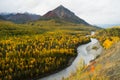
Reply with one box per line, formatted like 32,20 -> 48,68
0,31 -> 90,80
96,28 -> 120,49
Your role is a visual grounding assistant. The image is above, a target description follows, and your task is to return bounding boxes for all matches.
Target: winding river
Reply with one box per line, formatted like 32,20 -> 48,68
39,38 -> 103,80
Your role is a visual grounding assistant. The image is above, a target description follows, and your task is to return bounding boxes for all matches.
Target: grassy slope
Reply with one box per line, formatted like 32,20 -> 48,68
64,27 -> 120,80
0,20 -> 99,39
63,42 -> 120,80
0,20 -> 48,38
95,42 -> 120,80
91,27 -> 120,80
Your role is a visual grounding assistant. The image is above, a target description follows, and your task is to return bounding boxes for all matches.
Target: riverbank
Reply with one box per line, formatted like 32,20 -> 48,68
32,41 -> 90,80
32,42 -> 89,80
93,41 -> 120,80
64,41 -> 120,80
32,56 -> 76,80
39,38 -> 103,80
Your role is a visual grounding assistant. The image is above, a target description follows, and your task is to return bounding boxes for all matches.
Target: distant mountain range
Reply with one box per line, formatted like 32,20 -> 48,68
0,13 -> 40,23
97,24 -> 120,28
0,5 -> 89,25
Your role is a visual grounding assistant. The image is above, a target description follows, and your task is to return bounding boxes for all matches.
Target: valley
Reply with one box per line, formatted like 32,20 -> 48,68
0,5 -> 120,80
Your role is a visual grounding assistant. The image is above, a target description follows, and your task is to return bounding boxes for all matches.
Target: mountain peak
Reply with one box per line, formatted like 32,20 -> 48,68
54,5 -> 69,12
57,5 -> 65,9
43,5 -> 89,25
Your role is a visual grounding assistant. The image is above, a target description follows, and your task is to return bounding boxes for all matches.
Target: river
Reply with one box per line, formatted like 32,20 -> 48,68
39,38 -> 103,80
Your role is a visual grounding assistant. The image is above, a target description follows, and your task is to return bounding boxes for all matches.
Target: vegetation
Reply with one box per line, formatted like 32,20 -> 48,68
0,20 -> 98,39
0,20 -> 97,80
95,27 -> 120,49
63,27 -> 120,80
0,21 -> 48,38
63,59 -> 109,80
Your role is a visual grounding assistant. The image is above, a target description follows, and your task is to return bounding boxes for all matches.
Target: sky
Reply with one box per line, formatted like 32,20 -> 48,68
0,0 -> 120,25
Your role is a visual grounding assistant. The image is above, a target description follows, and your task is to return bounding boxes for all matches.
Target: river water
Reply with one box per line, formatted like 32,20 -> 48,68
39,38 -> 102,80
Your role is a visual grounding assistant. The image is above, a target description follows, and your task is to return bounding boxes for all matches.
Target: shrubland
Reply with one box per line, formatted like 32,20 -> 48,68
95,27 -> 120,49
0,20 -> 96,80
63,27 -> 120,80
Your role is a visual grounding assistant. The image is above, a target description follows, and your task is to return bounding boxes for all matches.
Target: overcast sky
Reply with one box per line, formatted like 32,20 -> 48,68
0,0 -> 120,25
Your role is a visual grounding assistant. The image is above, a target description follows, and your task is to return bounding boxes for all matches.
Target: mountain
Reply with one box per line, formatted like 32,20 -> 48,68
43,5 -> 89,25
97,24 -> 120,28
0,13 -> 41,23
0,15 -> 6,20
0,5 -> 91,25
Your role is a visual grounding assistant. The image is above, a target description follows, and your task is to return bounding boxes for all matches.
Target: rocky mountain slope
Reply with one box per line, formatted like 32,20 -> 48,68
43,5 -> 89,25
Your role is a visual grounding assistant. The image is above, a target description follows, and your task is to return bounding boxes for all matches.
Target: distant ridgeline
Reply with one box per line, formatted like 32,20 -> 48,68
0,5 -> 90,25
0,13 -> 40,24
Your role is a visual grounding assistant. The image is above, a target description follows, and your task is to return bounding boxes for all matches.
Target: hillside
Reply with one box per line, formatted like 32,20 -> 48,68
95,42 -> 120,80
63,41 -> 120,80
43,5 -> 89,25
0,13 -> 40,23
0,15 -> 6,20
63,27 -> 120,80
0,19 -> 100,39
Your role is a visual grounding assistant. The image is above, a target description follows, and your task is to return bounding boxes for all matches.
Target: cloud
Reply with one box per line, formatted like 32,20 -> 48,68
0,0 -> 120,24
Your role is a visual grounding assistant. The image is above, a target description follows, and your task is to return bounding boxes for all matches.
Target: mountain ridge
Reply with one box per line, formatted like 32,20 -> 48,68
0,5 -> 90,25
43,5 -> 89,25
0,13 -> 41,23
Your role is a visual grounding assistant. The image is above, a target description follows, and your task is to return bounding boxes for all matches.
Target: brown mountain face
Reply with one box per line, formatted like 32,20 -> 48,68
43,5 -> 89,25
43,11 -> 59,19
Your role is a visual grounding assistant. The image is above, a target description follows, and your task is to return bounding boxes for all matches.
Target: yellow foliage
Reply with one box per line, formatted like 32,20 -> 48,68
103,37 -> 120,49
111,37 -> 119,43
103,39 -> 113,49
0,31 -> 90,80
